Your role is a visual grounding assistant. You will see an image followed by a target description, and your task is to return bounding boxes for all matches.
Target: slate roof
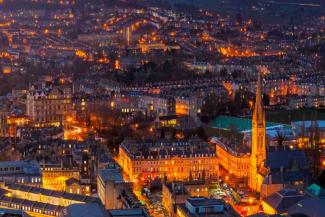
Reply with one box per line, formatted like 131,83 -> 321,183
65,178 -> 79,186
263,170 -> 309,185
265,149 -> 307,171
0,208 -> 31,217
61,203 -> 109,217
187,197 -> 224,207
98,169 -> 124,183
287,197 -> 325,217
108,208 -> 151,217
5,183 -> 100,203
263,189 -> 308,213
0,195 -> 64,214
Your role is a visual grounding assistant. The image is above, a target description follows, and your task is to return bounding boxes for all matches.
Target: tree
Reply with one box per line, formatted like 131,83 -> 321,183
0,33 -> 9,51
201,93 -> 223,122
276,130 -> 286,148
160,128 -> 165,139
319,170 -> 325,188
233,90 -> 252,113
172,128 -> 177,139
219,68 -> 228,77
228,125 -> 243,148
196,127 -> 207,141
235,13 -> 243,26
319,56 -> 325,71
263,94 -> 270,106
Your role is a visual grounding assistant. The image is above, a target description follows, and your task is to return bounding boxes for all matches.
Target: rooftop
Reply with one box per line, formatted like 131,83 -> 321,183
287,197 -> 325,217
98,169 -> 124,183
0,194 -> 64,214
263,189 -> 308,213
0,208 -> 31,217
266,149 -> 308,171
306,184 -> 325,198
60,203 -> 108,217
178,203 -> 240,217
4,183 -> 99,204
187,197 -> 225,207
108,208 -> 150,217
211,115 -> 291,133
121,137 -> 216,159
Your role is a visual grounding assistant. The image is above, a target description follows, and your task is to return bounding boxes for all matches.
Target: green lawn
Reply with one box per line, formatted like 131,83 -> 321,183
206,107 -> 324,138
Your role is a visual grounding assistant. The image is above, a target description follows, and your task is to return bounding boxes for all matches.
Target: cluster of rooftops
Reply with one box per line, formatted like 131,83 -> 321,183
121,138 -> 216,159
0,194 -> 64,216
4,183 -> 99,203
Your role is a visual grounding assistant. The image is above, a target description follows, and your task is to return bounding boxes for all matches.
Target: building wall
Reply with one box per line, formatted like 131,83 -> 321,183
138,95 -> 173,117
176,207 -> 188,217
118,146 -> 219,182
185,185 -> 209,197
0,111 -> 8,137
162,183 -> 211,217
0,205 -> 56,217
215,144 -> 250,178
4,188 -> 85,207
162,184 -> 188,217
118,147 -> 135,181
175,96 -> 200,119
27,97 -> 72,124
261,183 -> 284,199
262,201 -> 277,215
97,173 -> 125,209
42,169 -> 80,191
26,86 -> 73,125
162,184 -> 174,217
26,211 -> 54,217
97,174 -> 107,208
65,183 -> 90,196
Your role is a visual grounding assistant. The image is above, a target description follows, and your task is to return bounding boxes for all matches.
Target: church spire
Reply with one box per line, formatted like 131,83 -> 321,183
256,71 -> 262,103
253,71 -> 264,125
249,68 -> 267,193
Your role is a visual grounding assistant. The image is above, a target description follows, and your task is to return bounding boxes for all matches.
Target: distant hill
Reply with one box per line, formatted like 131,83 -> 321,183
161,0 -> 325,23
2,0 -> 324,23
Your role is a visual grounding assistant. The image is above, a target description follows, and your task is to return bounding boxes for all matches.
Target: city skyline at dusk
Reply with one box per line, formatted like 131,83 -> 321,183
0,1 -> 324,217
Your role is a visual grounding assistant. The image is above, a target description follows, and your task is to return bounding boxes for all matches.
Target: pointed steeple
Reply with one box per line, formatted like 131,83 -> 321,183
253,71 -> 265,125
249,68 -> 267,193
256,71 -> 262,104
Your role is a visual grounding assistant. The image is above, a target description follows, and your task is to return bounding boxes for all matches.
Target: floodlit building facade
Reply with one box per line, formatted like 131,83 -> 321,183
118,137 -> 219,182
42,164 -> 80,192
26,82 -> 73,126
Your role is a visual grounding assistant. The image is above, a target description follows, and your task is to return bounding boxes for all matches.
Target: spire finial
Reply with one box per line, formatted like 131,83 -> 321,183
256,69 -> 262,103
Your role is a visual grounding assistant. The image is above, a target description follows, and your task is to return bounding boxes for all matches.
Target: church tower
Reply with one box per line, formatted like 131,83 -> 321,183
249,71 -> 266,192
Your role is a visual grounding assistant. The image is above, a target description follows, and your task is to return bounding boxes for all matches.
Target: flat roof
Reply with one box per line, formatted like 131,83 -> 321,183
187,197 -> 224,207
211,115 -> 291,132
108,208 -> 150,217
98,169 -> 124,183
177,203 -> 240,217
62,203 -> 108,217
